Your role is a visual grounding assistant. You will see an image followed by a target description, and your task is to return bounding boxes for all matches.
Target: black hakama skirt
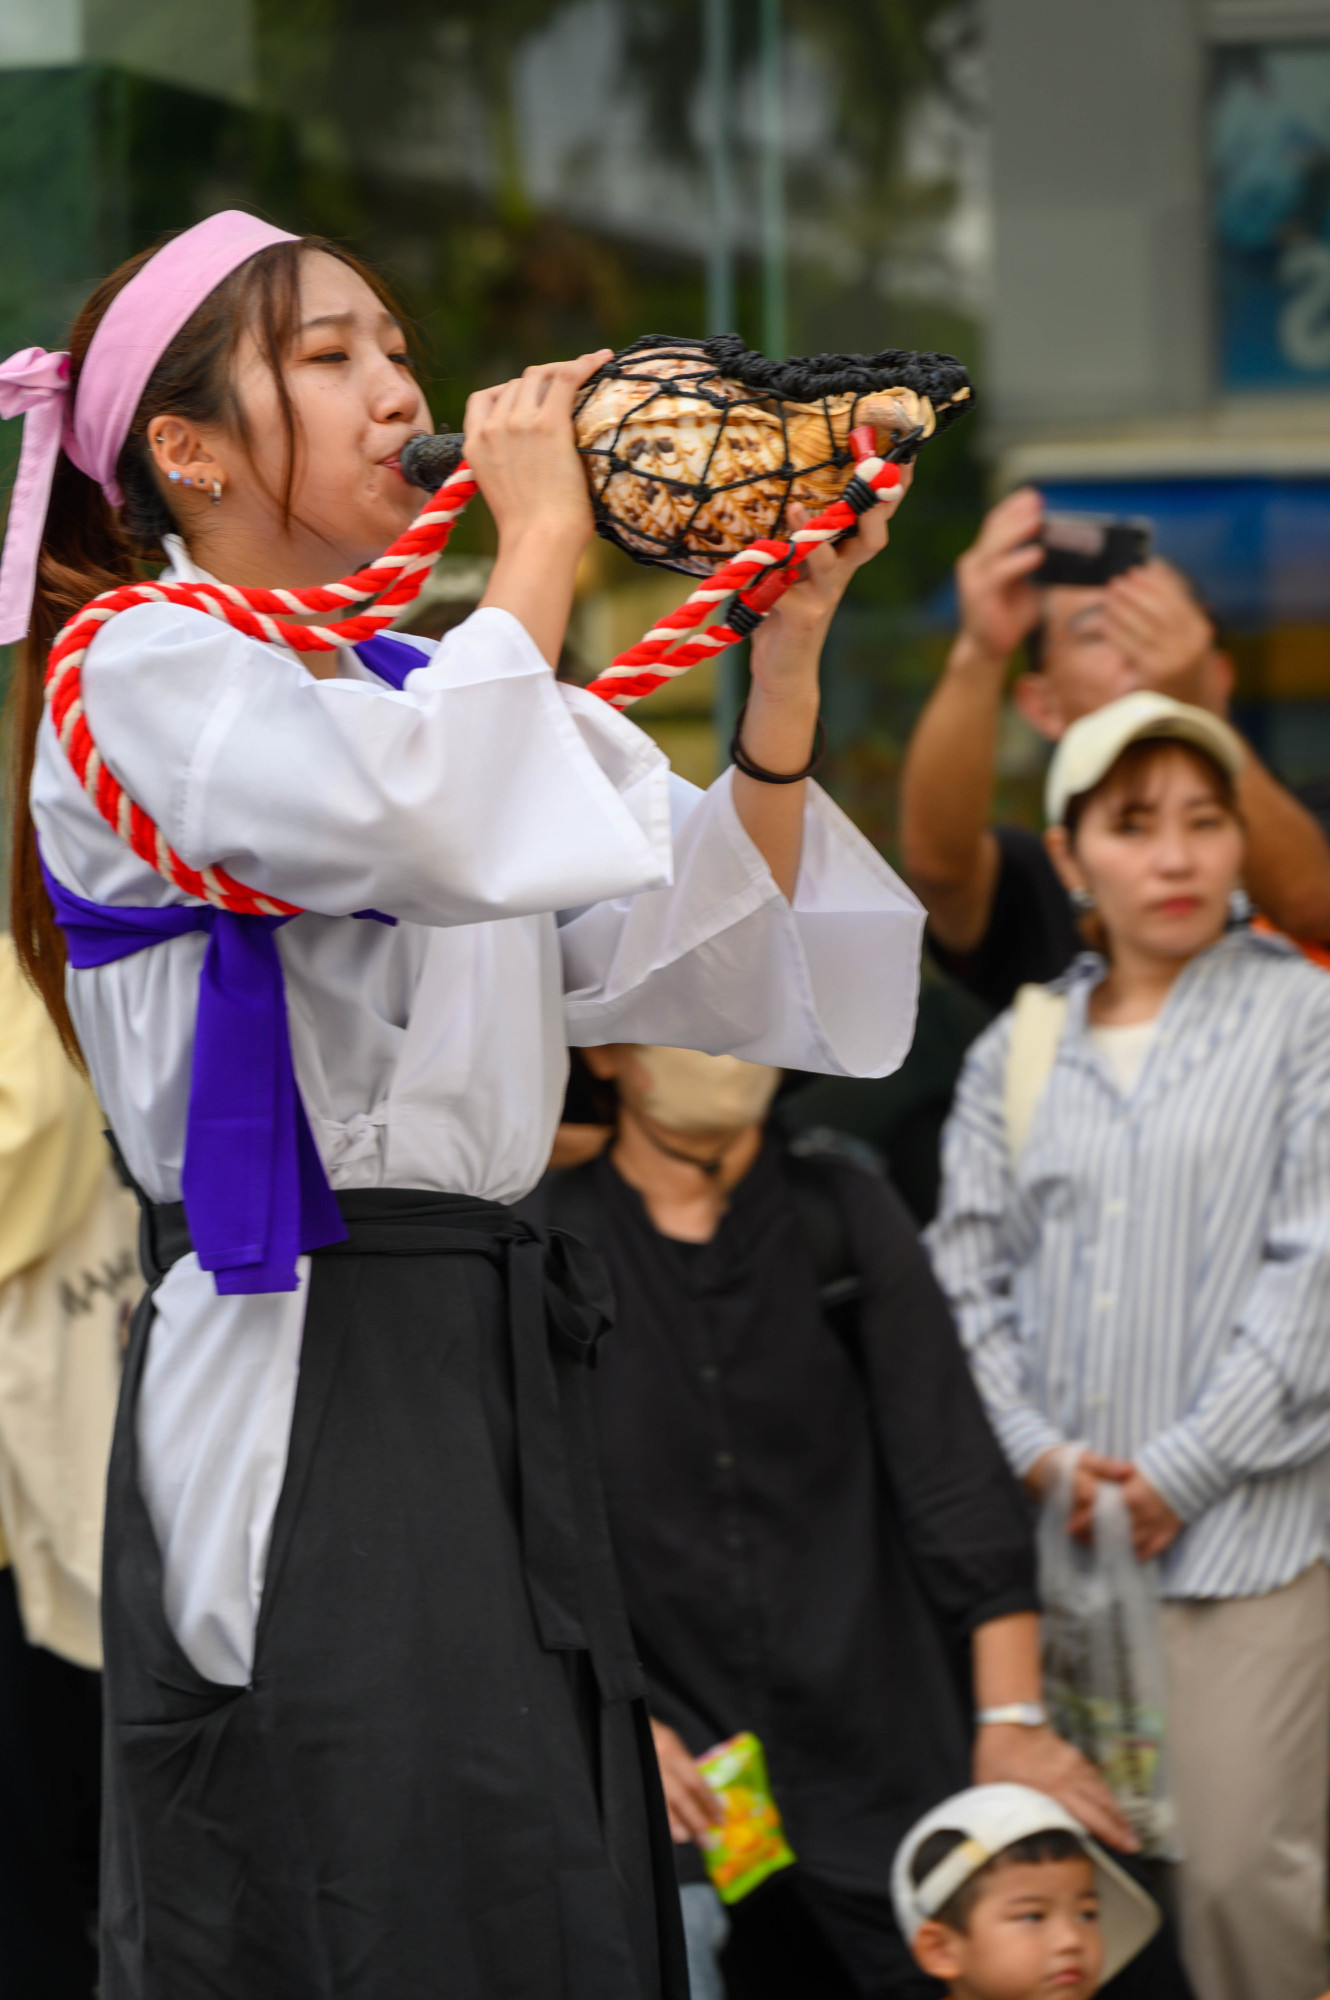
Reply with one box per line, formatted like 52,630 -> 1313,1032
99,1189 -> 687,2000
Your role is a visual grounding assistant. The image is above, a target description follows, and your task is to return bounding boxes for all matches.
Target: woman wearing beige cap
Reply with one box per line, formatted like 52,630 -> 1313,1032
929,692 -> 1330,2000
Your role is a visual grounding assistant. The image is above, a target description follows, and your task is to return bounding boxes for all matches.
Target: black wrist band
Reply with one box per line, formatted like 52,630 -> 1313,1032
729,701 -> 826,784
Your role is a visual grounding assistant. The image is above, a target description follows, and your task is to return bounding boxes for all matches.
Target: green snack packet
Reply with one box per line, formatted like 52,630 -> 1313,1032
695,1731 -> 796,1904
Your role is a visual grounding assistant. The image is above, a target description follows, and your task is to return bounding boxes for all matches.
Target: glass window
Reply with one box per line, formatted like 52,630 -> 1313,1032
1212,39 -> 1330,389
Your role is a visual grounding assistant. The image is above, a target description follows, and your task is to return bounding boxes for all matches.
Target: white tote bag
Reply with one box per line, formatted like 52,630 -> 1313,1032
0,1162 -> 138,1667
0,939 -> 138,1668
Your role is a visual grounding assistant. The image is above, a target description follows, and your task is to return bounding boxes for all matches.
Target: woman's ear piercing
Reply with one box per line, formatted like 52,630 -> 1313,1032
168,470 -> 181,483
211,479 -> 222,506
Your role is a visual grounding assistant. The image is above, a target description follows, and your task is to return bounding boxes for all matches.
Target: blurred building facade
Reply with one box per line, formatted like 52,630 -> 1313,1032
987,0 -> 1330,782
0,0 -> 990,833
22,6 -> 1329,824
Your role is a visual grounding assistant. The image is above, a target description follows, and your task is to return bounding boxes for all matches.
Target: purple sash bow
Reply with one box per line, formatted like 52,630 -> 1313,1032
41,634 -> 422,1295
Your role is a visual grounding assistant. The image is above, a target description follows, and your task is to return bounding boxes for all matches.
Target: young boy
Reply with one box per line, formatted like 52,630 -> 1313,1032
893,1785 -> 1160,2000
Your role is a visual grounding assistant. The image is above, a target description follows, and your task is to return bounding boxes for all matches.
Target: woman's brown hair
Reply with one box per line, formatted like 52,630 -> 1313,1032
7,230 -> 412,1059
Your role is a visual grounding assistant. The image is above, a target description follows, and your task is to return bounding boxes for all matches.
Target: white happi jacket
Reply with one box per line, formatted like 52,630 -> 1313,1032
32,539 -> 923,1683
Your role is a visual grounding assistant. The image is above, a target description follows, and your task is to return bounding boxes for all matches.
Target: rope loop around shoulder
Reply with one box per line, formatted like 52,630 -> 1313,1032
44,465 -> 478,914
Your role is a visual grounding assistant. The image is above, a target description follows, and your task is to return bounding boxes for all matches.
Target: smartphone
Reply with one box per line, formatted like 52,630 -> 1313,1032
1035,513 -> 1152,587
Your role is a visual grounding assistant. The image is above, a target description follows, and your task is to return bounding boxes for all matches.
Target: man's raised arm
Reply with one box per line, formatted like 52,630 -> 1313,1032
899,488 -> 1045,952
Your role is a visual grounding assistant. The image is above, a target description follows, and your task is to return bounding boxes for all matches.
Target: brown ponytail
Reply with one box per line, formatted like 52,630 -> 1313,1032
5,231 -> 412,1061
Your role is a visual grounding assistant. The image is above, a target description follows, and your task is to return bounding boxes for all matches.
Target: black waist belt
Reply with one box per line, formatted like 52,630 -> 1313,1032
133,1183 -> 641,1703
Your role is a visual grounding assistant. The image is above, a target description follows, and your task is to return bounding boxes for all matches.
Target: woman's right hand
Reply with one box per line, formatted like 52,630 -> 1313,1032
650,1718 -> 724,1846
463,351 -> 610,553
1025,1447 -> 1131,1543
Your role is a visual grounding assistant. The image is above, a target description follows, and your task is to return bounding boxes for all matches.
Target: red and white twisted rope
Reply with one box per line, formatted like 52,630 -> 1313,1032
45,430 -> 898,914
582,430 -> 900,707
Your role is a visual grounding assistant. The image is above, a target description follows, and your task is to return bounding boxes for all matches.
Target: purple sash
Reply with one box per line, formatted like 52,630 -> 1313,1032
354,633 -> 428,689
41,634 -> 423,1295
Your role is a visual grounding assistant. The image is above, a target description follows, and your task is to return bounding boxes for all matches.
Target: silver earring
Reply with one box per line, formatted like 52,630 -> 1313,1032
168,469 -> 181,483
1228,887 -> 1252,926
1070,887 -> 1095,913
211,479 -> 222,506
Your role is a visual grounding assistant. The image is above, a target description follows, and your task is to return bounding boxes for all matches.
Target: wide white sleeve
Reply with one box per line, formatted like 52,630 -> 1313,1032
559,759 -> 924,1077
79,603 -> 675,925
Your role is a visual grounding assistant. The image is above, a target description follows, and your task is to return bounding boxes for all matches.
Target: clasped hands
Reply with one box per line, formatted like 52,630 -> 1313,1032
1027,1447 -> 1184,1562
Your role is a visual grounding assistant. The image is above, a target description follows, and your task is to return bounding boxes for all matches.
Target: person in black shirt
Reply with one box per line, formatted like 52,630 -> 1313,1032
925,825 -> 1079,1019
776,962 -> 993,1226
898,489 -> 1330,1012
538,1043 -> 1144,2000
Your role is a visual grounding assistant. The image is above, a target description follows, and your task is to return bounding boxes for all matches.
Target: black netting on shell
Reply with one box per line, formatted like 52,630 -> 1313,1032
573,333 -> 974,577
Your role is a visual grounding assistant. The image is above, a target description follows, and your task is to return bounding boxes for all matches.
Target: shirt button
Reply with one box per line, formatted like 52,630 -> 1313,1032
1096,1293 -> 1116,1310
715,1450 -> 734,1470
700,1365 -> 719,1384
1106,1200 -> 1125,1217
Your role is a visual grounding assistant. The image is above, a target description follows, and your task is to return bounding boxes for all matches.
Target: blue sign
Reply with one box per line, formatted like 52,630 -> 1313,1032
1212,43 -> 1330,390
923,476 -> 1330,631
1034,476 -> 1330,625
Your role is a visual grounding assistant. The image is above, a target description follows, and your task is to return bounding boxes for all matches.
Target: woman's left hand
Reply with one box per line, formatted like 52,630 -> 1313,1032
1119,1467 -> 1185,1561
730,469 -> 911,901
749,469 -> 913,697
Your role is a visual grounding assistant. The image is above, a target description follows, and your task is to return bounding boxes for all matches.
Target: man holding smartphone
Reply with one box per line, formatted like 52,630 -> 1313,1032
899,487 -> 1330,1010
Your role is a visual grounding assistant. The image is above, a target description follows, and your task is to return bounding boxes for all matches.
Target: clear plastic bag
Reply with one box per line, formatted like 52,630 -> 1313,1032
1037,1450 -> 1182,1859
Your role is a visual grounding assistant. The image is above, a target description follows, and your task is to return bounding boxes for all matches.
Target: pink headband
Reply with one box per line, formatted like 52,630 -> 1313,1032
0,210 -> 298,645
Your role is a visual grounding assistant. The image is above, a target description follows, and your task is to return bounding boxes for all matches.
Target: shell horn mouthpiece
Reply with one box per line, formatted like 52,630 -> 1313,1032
400,431 -> 467,491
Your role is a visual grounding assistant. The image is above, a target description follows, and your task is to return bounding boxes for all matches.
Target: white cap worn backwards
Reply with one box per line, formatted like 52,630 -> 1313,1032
892,1783 -> 1160,1984
1044,690 -> 1245,827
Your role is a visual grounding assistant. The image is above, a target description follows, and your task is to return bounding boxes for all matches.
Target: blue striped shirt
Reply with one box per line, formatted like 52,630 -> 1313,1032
927,928 -> 1330,1600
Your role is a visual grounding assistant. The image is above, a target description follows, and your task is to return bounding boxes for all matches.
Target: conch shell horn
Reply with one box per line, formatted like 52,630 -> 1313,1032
403,335 -> 974,576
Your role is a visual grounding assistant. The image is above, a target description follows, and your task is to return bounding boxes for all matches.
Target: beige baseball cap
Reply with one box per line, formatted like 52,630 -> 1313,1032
1045,690 -> 1245,826
892,1784 -> 1160,1984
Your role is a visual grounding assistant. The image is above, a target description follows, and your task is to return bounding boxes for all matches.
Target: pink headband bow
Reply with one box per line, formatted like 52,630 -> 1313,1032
0,209 -> 298,646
